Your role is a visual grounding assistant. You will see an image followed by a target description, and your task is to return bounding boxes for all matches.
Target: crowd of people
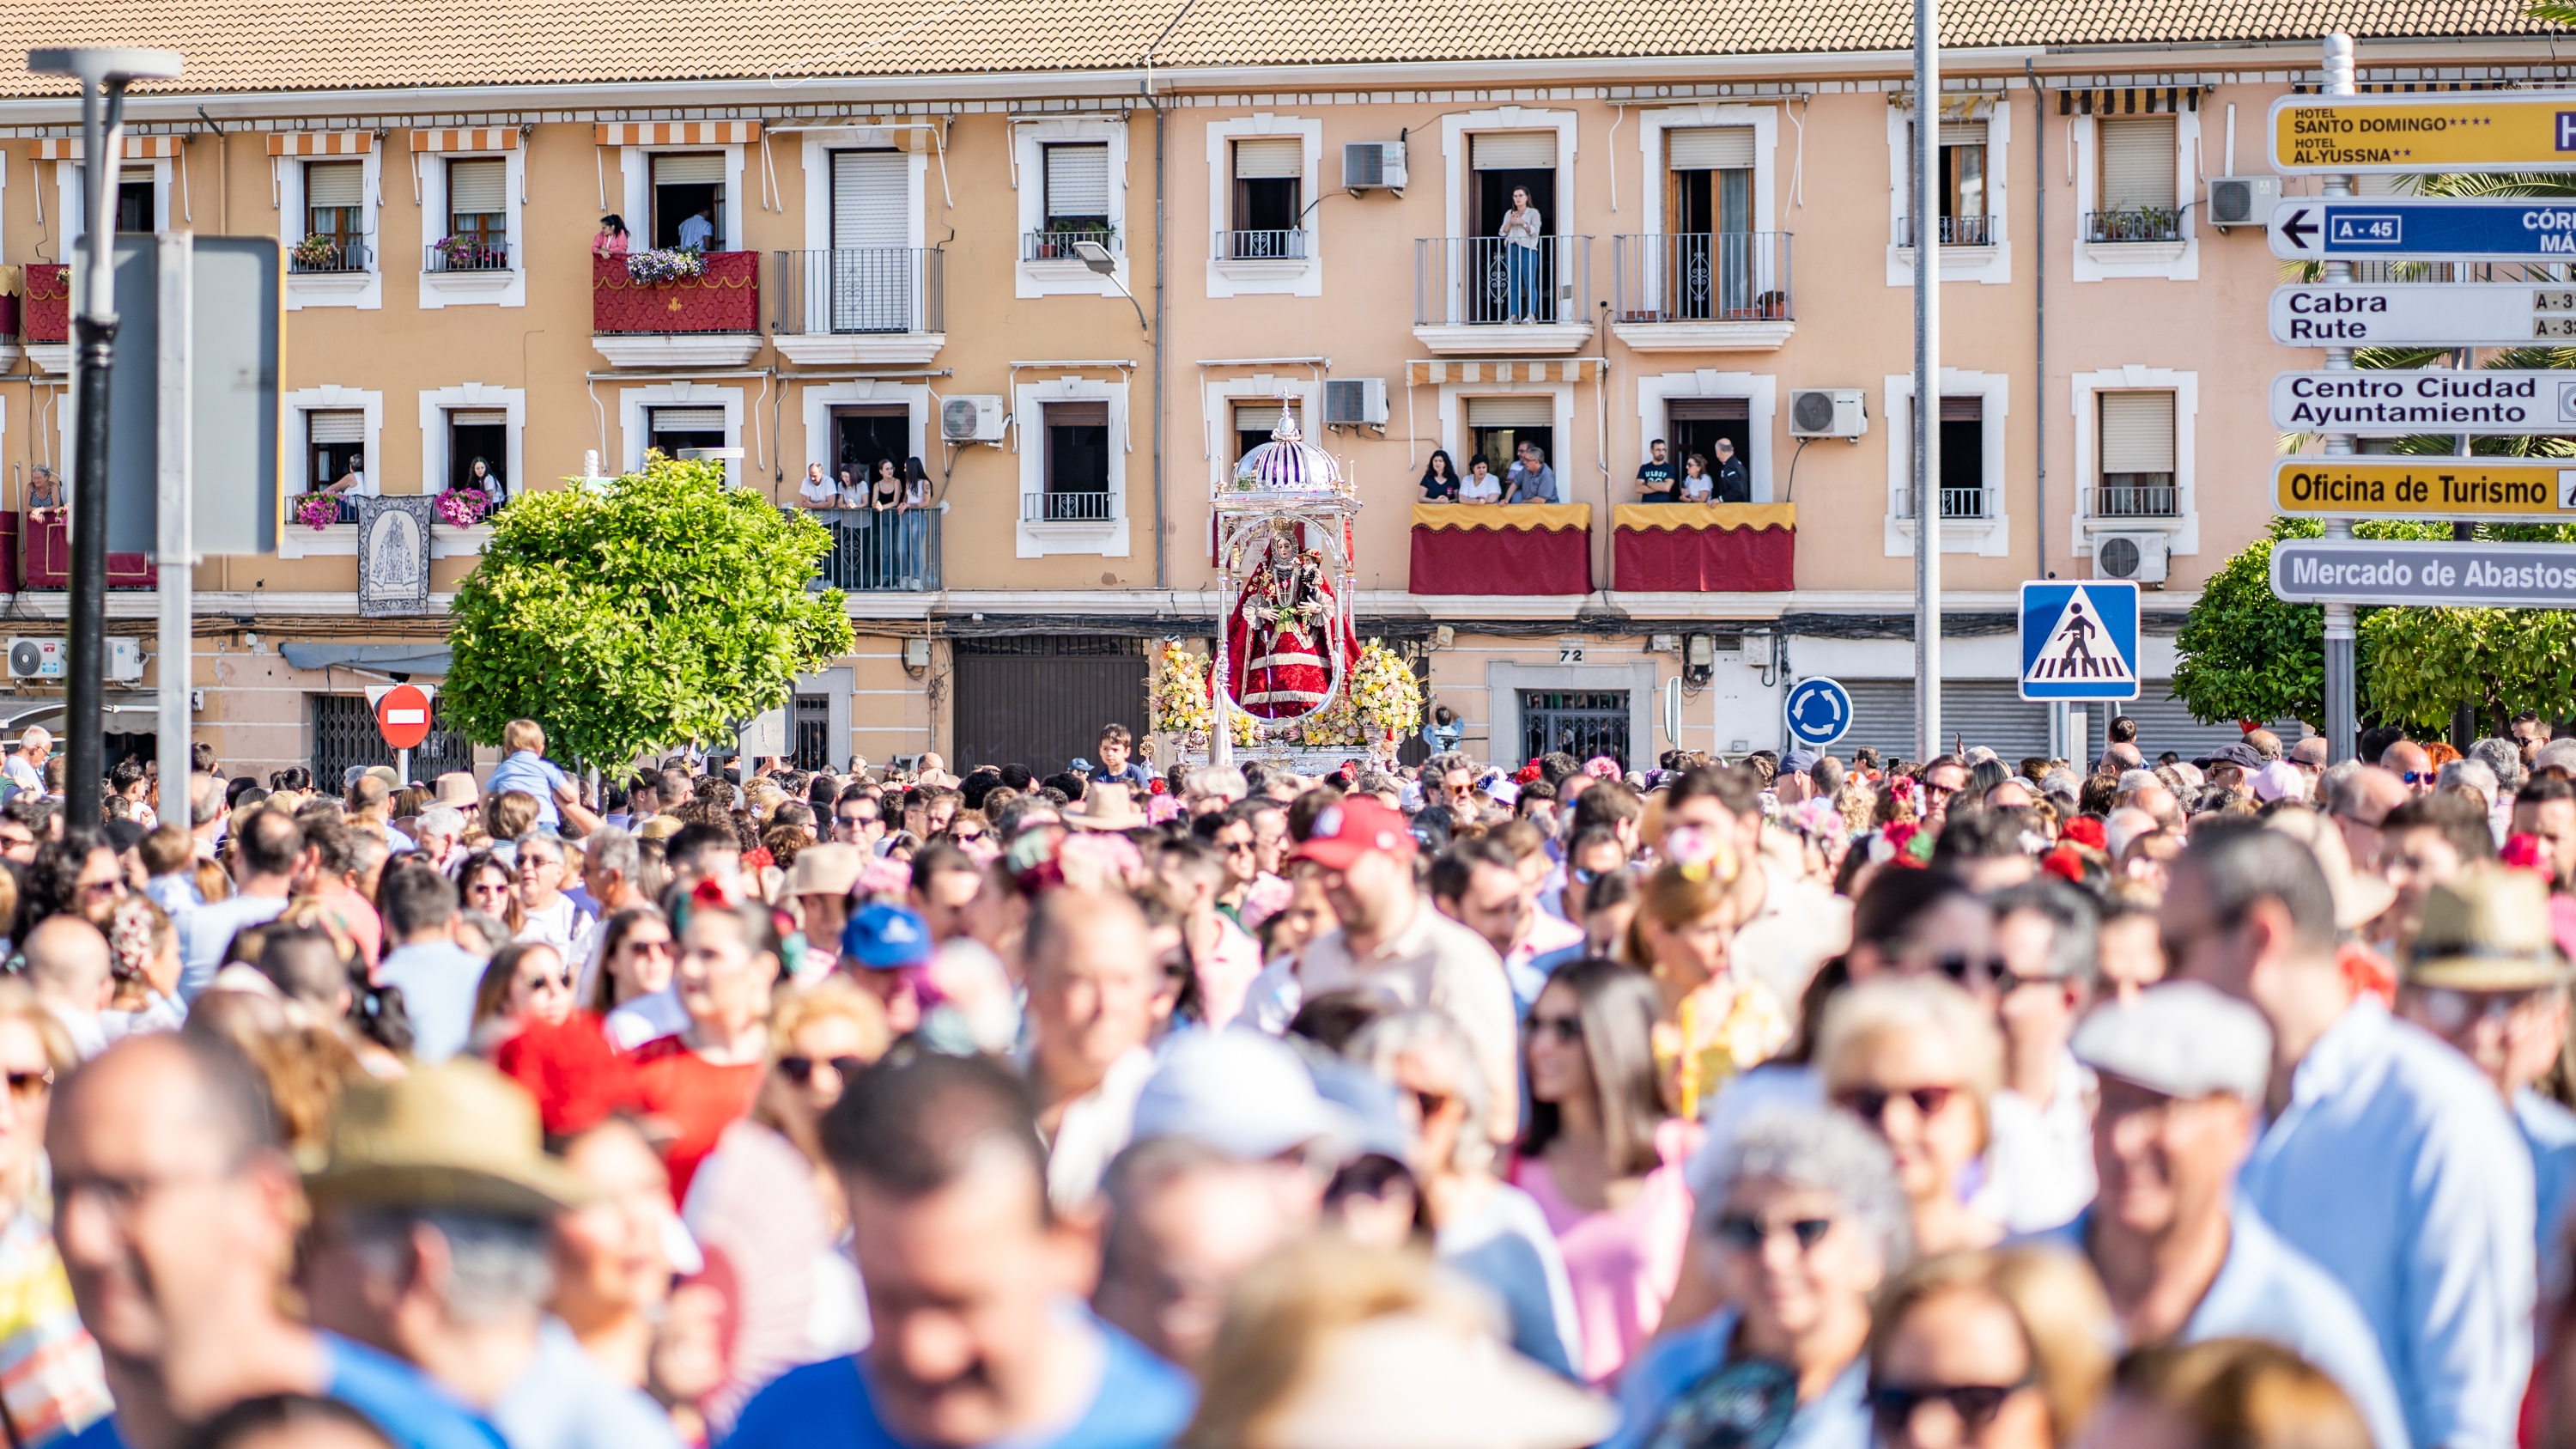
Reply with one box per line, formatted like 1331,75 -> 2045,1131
0,706 -> 2571,1449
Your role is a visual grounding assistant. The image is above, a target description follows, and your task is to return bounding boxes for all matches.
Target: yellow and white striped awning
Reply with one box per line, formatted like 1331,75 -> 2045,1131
593,122 -> 762,146
266,131 -> 374,156
410,128 -> 519,153
31,136 -> 183,160
1406,359 -> 1604,387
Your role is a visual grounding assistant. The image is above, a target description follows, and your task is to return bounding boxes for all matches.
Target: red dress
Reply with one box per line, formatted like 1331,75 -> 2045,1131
1220,549 -> 1356,718
629,1035 -> 765,1206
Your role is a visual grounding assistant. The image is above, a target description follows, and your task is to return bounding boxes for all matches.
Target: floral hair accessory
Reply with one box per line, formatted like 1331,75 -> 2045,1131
740,846 -> 775,872
1057,831 -> 1144,893
853,855 -> 914,899
107,898 -> 159,983
2040,845 -> 2088,886
1786,795 -> 1844,842
2504,832 -> 2553,876
2059,816 -> 2108,851
1660,825 -> 1736,884
690,877 -> 734,908
1145,794 -> 1182,825
1887,775 -> 1919,807
1869,822 -> 1933,868
1146,777 -> 1169,795
1583,756 -> 1621,780
1514,763 -> 1544,785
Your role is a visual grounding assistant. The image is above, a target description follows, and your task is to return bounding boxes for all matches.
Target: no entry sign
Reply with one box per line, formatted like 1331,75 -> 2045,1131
368,684 -> 436,751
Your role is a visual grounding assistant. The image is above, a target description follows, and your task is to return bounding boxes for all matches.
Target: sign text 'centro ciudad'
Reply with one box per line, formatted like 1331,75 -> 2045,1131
2270,370 -> 2576,434
2271,459 -> 2576,521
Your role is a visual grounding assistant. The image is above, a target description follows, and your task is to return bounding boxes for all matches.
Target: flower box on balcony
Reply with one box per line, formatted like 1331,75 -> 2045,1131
23,512 -> 155,590
593,252 -> 758,335
1613,503 -> 1795,592
25,265 -> 69,344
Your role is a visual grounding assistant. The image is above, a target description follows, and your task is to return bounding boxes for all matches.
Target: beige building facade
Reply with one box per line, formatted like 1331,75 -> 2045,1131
0,2 -> 2555,776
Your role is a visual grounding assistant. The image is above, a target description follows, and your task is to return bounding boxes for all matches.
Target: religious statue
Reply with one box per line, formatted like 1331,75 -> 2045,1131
1220,521 -> 1356,718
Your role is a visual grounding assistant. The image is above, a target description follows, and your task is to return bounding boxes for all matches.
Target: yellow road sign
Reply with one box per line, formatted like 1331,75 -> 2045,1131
2273,457 -> 2576,520
2270,94 -> 2576,174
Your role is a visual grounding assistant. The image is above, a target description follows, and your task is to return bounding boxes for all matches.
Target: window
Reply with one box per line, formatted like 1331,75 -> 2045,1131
2098,393 -> 2177,516
1937,395 -> 1985,517
1043,144 -> 1111,234
1905,123 -> 1988,247
115,166 -> 153,232
307,411 -> 365,491
1229,138 -> 1302,259
2093,119 -> 2179,242
1666,128 -> 1755,320
304,161 -> 366,269
653,153 -> 726,250
650,407 -> 727,463
1232,399 -> 1301,462
1667,396 -> 1751,484
449,410 -> 507,494
446,158 -> 507,264
1044,402 -> 1111,498
1466,394 -> 1554,489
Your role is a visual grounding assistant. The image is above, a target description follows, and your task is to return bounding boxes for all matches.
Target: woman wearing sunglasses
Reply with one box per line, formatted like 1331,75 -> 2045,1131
1601,1108 -> 1908,1449
470,940 -> 578,1053
1508,958 -> 1692,1384
1626,846 -> 1791,1120
456,851 -> 525,938
1817,976 -> 2008,1257
1863,1249 -> 2114,1449
594,908 -> 686,1050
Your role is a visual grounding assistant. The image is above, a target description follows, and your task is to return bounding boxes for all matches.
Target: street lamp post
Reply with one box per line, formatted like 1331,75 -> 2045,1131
27,46 -> 182,825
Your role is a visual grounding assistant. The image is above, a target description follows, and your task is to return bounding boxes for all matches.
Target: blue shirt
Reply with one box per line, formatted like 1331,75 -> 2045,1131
2519,1087 -> 2576,1300
2237,996 -> 2533,1449
1086,762 -> 1154,792
1601,1310 -> 1868,1449
486,751 -> 572,827
725,1312 -> 1193,1449
379,938 -> 492,1063
492,1318 -> 682,1449
65,1332 -> 505,1449
174,892 -> 289,1002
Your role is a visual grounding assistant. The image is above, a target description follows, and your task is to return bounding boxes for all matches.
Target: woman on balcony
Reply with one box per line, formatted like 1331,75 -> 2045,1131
1458,454 -> 1502,505
592,215 -> 631,259
1417,450 -> 1461,502
898,458 -> 933,591
866,459 -> 902,588
1500,186 -> 1545,325
459,456 -> 505,504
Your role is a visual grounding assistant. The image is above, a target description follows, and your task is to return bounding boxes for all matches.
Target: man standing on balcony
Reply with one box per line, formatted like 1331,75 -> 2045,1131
1505,441 -> 1557,505
678,204 -> 715,252
1634,439 -> 1676,503
1710,437 -> 1750,504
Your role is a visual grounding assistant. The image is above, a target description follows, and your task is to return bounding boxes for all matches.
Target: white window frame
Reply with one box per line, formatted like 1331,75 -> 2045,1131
797,127 -> 927,256
623,143 -> 748,259
58,157 -> 171,244
419,149 -> 526,308
420,383 -> 526,509
2069,110 -> 2202,282
280,151 -> 384,311
1885,99 -> 2012,287
2071,367 -> 2199,558
274,387 -> 385,559
1634,370 -> 1778,502
1437,381 -> 1578,504
1014,119 -> 1130,300
621,381 -> 746,490
1206,115 -> 1323,299
799,380 -> 933,502
1882,368 -> 2011,557
1202,373 -> 1325,491
1638,106 -> 1779,238
1014,374 -> 1132,557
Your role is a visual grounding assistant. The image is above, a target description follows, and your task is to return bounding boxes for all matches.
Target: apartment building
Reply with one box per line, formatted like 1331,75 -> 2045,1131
0,1 -> 2550,776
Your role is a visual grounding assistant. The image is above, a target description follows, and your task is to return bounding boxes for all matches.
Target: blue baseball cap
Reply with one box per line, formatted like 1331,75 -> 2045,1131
842,904 -> 933,970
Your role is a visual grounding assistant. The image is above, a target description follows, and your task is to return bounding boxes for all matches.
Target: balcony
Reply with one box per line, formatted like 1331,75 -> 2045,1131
1024,228 -> 1119,263
1895,487 -> 1996,521
23,263 -> 67,374
1216,229 -> 1308,261
813,507 -> 941,593
2084,208 -> 2188,264
1897,215 -> 1994,248
1413,235 -> 1594,354
2091,482 -> 2179,519
592,252 -> 762,368
773,248 -> 944,367
1024,490 -> 1116,523
292,237 -> 371,275
426,239 -> 513,274
23,513 -> 155,590
1610,233 -> 1795,352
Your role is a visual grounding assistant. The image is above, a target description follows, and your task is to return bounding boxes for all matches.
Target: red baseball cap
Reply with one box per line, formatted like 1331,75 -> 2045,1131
1289,795 -> 1418,870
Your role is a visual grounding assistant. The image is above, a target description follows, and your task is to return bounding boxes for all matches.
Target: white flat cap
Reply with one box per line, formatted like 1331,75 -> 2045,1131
2071,981 -> 2274,1102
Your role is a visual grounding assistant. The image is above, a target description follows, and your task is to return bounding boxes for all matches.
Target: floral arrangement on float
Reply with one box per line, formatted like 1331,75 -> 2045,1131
1159,636 -> 1421,753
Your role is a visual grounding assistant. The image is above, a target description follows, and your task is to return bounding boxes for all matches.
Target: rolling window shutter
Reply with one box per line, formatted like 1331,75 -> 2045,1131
1471,132 -> 1556,170
1939,395 -> 1984,422
2100,393 -> 2177,474
1466,395 -> 1553,427
1047,400 -> 1110,427
1044,144 -> 1111,218
1234,402 -> 1294,432
1667,127 -> 1755,171
2100,119 -> 2177,210
1938,121 -> 1988,148
653,408 -> 728,432
653,153 -> 725,186
307,161 -> 363,208
307,411 -> 365,444
831,150 -> 908,250
449,158 -> 506,214
450,410 -> 507,428
1667,397 -> 1750,422
1232,137 -> 1303,180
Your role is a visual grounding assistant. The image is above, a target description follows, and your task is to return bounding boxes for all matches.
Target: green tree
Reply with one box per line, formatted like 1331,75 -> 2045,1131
445,455 -> 854,770
2172,516 -> 2327,728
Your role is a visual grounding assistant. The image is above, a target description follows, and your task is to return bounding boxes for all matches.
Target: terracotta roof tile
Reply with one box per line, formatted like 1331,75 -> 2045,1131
0,0 -> 2551,95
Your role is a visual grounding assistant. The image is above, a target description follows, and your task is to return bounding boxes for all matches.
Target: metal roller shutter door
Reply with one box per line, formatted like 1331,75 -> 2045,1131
1827,680 -> 2051,763
448,159 -> 507,214
1471,132 -> 1557,170
1668,127 -> 1755,171
831,151 -> 907,250
2094,693 -> 2306,764
2099,119 -> 2177,211
1043,144 -> 1110,219
1232,137 -> 1303,180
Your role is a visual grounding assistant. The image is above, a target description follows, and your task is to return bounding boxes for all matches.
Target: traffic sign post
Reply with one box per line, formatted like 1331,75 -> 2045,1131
2271,369 -> 2576,435
1783,677 -> 1853,750
2272,539 -> 2576,608
365,683 -> 437,784
2272,93 -> 2576,174
2019,581 -> 2141,703
2271,458 -> 2576,522
2268,196 -> 2576,263
2268,283 -> 2576,347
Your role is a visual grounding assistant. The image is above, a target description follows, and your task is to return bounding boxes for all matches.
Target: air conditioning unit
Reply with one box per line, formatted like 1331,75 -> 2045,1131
109,639 -> 143,683
1788,388 -> 1868,440
940,395 -> 1006,443
1342,142 -> 1407,192
6,639 -> 63,680
2207,175 -> 2281,229
1323,378 -> 1389,429
2095,532 -> 2171,585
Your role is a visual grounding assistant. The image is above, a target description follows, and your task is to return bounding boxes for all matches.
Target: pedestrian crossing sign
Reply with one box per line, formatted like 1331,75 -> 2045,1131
2019,581 -> 2141,702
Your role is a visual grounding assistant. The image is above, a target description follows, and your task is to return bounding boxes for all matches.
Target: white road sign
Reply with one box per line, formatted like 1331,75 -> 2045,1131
2270,369 -> 2576,434
2269,283 -> 2576,346
2270,539 -> 2576,607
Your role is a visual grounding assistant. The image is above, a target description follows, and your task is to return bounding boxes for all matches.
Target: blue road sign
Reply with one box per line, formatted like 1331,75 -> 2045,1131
2020,581 -> 2141,702
1783,677 -> 1854,748
2269,196 -> 2576,264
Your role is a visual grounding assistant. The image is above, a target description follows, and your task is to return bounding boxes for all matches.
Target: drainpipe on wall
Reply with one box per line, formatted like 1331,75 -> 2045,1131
2026,59 -> 2046,588
1142,0 -> 1195,592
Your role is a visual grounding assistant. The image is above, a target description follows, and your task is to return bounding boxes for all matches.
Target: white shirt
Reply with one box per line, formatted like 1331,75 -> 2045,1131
1458,472 -> 1502,503
799,471 -> 839,505
513,894 -> 587,953
1035,1045 -> 1156,1215
1978,1052 -> 2099,1233
677,214 -> 715,250
1300,896 -> 1520,1136
1678,470 -> 1713,502
605,987 -> 690,1050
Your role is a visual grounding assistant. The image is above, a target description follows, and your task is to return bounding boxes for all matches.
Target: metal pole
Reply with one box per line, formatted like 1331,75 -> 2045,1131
154,231 -> 192,819
1912,0 -> 1943,761
67,76 -> 129,826
2319,32 -> 2358,764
